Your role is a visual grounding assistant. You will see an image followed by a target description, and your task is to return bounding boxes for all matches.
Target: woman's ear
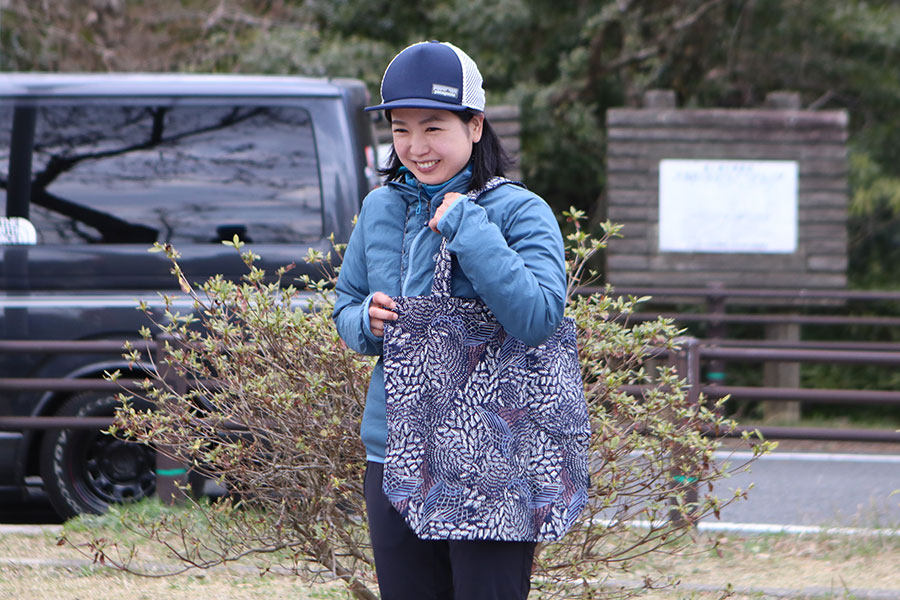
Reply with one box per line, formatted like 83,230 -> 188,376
469,113 -> 484,144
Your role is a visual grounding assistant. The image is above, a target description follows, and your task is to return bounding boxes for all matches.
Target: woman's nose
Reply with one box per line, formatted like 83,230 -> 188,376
407,131 -> 428,155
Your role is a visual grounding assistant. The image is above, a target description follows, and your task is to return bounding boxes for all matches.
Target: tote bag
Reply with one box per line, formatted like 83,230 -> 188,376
381,178 -> 590,541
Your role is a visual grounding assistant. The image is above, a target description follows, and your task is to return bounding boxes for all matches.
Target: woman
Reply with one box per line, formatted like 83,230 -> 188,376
333,41 -> 568,600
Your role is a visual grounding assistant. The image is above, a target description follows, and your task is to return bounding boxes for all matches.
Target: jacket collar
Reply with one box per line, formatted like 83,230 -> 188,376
388,166 -> 473,213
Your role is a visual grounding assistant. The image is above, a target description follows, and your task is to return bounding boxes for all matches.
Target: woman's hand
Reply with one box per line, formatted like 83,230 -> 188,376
428,192 -> 464,233
368,292 -> 398,337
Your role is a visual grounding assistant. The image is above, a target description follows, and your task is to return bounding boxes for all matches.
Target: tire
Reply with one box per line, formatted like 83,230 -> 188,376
39,392 -> 156,519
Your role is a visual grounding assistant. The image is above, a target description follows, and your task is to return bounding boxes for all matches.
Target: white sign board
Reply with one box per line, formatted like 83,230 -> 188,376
658,159 -> 798,253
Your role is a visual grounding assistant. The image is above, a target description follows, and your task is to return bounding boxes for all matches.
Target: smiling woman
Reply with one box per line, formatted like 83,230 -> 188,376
370,41 -> 511,193
332,40 -> 572,600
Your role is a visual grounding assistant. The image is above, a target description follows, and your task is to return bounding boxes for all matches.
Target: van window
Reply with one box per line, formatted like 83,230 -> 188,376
0,102 -> 323,245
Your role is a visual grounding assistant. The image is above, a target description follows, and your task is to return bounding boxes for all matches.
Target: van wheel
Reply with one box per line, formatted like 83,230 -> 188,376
39,392 -> 156,519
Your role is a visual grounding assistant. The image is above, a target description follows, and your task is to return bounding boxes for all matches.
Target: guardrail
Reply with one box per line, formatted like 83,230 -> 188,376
0,338 -> 157,416
2,332 -> 899,442
639,337 -> 900,444
597,285 -> 900,444
597,285 -> 900,328
1,299 -> 897,511
0,338 -> 194,503
0,339 -> 156,400
603,286 -> 900,302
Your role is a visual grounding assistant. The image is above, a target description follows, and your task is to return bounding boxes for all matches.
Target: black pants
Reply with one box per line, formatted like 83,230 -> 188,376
364,461 -> 536,600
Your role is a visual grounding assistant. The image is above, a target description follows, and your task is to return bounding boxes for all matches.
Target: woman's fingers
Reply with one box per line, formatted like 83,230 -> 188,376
429,192 -> 464,233
369,292 -> 398,337
371,292 -> 397,313
369,320 -> 384,336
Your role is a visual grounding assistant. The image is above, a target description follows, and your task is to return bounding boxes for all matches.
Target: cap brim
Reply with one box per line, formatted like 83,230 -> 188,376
364,98 -> 471,112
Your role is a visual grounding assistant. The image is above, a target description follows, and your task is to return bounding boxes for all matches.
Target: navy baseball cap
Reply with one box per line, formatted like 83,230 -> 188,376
366,41 -> 486,113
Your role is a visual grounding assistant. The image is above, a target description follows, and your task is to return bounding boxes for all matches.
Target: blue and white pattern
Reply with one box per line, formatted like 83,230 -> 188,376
382,179 -> 590,541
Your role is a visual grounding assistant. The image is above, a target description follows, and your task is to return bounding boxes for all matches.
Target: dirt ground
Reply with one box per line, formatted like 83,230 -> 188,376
4,436 -> 898,598
3,524 -> 900,599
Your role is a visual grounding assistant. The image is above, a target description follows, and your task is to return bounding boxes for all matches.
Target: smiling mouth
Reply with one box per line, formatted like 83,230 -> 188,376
416,160 -> 439,170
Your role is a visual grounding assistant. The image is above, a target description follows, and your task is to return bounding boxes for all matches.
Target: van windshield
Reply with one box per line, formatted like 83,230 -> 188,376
0,102 -> 323,245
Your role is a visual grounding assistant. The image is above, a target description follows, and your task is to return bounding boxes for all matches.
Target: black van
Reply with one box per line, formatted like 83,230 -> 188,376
0,73 -> 378,519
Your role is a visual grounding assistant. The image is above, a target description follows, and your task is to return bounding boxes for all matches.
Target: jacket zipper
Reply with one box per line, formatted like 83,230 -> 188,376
398,208 -> 413,291
401,225 -> 432,296
399,181 -> 444,296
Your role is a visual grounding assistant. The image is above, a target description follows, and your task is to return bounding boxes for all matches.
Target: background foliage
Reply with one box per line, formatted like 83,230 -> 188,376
3,0 -> 899,287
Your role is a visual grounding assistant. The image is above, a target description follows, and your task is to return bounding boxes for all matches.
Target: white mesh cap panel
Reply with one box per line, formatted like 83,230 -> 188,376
445,42 -> 486,112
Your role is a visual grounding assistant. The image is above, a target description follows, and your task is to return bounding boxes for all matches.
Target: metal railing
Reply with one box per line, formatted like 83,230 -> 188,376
1,330 -> 898,441
600,285 -> 900,328
644,337 -> 900,444
593,285 -> 900,444
0,338 -> 192,503
0,339 -> 157,422
1,292 -> 897,510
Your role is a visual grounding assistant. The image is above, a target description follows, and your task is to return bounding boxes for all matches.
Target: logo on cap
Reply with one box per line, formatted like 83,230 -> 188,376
432,83 -> 459,99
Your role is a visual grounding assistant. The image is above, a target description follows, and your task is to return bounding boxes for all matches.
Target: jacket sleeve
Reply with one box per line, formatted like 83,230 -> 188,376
332,201 -> 384,356
437,190 -> 566,347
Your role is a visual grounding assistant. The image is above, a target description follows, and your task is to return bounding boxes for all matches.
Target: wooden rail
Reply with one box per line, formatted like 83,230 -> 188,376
1,305 -> 898,513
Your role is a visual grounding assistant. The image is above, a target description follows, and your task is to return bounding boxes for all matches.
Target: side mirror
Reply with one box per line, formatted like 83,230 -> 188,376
0,217 -> 37,245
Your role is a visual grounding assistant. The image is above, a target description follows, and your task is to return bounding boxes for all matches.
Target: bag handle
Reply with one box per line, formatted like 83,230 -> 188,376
430,177 -> 519,297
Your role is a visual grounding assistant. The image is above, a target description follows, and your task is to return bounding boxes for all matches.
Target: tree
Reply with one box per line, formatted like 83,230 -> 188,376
59,217 -> 772,599
5,1 -> 900,282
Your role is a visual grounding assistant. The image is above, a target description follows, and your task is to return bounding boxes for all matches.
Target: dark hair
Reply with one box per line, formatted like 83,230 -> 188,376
378,109 -> 512,191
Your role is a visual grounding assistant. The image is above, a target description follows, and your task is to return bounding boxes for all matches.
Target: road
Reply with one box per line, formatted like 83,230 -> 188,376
708,450 -> 900,532
2,451 -> 899,530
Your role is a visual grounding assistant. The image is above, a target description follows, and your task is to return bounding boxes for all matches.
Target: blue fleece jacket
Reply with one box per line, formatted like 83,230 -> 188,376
332,167 -> 566,462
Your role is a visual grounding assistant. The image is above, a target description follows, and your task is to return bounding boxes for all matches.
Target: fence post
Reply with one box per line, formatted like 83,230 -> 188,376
762,322 -> 802,422
155,334 -> 190,505
668,336 -> 700,526
705,283 -> 727,386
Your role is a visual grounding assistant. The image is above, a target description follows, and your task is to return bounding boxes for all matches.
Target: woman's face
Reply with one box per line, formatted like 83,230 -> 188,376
390,107 -> 483,186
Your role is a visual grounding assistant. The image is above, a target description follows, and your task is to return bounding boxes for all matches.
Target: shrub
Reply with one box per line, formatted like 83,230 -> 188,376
59,216 -> 772,599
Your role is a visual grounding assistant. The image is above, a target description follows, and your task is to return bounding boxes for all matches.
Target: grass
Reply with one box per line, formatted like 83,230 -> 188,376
0,526 -> 353,600
3,510 -> 900,600
635,531 -> 900,596
0,499 -> 359,600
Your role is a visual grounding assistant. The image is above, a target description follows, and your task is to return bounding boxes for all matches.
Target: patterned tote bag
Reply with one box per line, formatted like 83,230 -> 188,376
381,178 -> 590,541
